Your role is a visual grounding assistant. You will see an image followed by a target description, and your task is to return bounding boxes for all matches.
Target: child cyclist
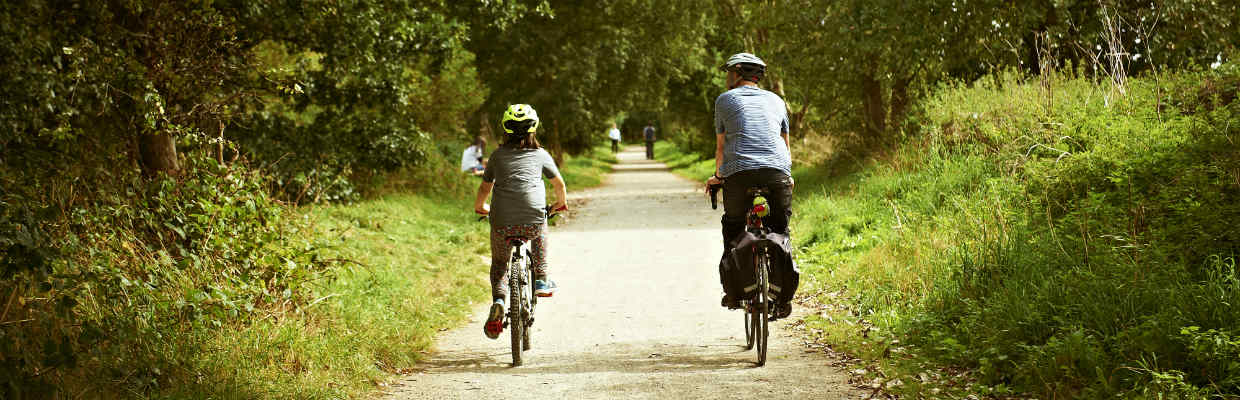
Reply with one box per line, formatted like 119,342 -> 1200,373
473,104 -> 568,339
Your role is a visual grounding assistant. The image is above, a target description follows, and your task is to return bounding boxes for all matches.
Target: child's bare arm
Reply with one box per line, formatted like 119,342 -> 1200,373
550,176 -> 567,210
474,182 -> 494,214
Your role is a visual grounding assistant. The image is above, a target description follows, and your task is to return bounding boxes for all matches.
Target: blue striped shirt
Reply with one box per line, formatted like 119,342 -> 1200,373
714,85 -> 791,177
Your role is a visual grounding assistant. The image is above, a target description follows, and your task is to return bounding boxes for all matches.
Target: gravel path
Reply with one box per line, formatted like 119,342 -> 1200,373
384,147 -> 862,399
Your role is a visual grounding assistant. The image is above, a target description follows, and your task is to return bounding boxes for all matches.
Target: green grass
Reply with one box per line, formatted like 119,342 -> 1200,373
790,70 -> 1240,399
157,144 -> 618,399
655,67 -> 1240,399
557,144 -> 618,189
653,141 -> 713,181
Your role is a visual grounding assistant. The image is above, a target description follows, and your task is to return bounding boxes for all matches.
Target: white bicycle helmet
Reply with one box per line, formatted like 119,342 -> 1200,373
720,52 -> 766,71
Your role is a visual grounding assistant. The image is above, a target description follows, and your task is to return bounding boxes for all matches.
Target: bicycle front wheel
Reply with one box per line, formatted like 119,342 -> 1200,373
744,305 -> 755,350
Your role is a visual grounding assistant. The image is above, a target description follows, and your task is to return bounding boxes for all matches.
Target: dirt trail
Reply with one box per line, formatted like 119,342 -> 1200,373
385,147 -> 862,399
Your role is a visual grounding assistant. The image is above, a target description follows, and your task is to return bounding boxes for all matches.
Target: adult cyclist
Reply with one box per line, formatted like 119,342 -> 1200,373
704,52 -> 794,317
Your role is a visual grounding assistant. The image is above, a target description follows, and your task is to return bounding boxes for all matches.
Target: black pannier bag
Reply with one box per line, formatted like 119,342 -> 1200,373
719,230 -> 800,304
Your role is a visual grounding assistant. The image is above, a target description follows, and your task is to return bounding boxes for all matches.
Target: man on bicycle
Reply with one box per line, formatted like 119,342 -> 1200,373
704,53 -> 794,314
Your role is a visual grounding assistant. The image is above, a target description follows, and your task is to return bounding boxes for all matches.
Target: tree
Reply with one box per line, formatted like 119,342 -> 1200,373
222,0 -> 544,202
468,0 -> 711,156
1,1 -> 253,177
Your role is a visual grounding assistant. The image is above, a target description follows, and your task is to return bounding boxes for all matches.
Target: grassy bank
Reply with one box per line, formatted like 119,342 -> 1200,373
1,145 -> 614,399
657,68 -> 1240,398
181,145 -> 617,398
799,70 -> 1239,398
653,141 -> 713,182
556,145 -> 619,188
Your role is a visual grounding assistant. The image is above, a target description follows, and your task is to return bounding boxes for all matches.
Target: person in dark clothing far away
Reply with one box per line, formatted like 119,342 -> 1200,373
643,121 -> 656,159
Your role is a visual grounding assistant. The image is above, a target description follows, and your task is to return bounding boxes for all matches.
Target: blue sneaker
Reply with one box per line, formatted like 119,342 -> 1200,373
483,298 -> 505,339
534,279 -> 557,297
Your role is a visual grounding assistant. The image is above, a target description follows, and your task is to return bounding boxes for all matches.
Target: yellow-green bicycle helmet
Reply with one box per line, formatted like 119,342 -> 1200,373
500,104 -> 540,136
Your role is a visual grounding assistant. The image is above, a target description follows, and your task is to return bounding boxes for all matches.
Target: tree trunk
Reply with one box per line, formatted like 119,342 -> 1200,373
860,61 -> 886,141
791,103 -> 810,137
139,130 -> 180,177
550,120 -> 564,165
888,76 -> 912,135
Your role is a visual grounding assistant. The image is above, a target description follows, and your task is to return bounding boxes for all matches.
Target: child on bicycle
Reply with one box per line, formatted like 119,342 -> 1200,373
473,104 -> 568,339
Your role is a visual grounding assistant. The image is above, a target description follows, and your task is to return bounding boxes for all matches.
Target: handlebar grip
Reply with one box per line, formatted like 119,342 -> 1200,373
545,205 -> 565,221
708,184 -> 722,210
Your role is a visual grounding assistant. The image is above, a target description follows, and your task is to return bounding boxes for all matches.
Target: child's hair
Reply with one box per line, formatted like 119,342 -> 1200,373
503,121 -> 541,150
473,136 -> 487,148
504,133 -> 541,150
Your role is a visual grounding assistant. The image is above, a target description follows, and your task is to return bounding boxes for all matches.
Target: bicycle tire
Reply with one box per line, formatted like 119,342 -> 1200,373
509,258 -> 525,367
744,305 -> 755,350
755,250 -> 770,366
523,256 -> 534,351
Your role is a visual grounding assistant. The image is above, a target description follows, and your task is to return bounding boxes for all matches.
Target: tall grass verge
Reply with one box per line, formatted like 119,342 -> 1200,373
792,67 -> 1239,398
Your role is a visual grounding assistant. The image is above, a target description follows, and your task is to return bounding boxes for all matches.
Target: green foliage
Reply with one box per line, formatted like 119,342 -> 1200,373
0,143 -> 323,397
469,0 -> 711,156
227,2 -> 539,203
4,0 -> 1239,398
794,67 -> 1240,398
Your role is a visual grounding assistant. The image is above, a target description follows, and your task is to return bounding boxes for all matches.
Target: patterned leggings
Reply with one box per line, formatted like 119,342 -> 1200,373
490,223 -> 549,300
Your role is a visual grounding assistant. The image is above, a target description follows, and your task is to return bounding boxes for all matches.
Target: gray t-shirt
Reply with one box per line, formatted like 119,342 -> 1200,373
714,85 -> 791,177
483,146 -> 561,227
643,125 -> 656,141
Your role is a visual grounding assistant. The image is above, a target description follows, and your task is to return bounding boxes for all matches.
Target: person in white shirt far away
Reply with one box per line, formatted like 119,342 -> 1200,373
461,136 -> 488,176
607,122 -> 622,153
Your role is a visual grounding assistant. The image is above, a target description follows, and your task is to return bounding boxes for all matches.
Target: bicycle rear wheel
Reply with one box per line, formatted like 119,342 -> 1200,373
755,252 -> 770,366
509,261 -> 525,366
523,262 -> 534,351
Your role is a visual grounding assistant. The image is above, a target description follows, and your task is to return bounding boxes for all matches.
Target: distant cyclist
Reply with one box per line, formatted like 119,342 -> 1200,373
474,104 -> 568,339
704,53 -> 794,312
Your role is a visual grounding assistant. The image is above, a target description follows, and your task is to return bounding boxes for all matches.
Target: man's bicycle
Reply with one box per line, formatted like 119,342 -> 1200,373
479,206 -> 561,366
710,184 -> 780,366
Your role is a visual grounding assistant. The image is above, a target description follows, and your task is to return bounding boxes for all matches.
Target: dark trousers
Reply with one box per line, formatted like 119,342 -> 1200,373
720,168 -> 793,248
645,140 -> 654,159
611,139 -> 619,152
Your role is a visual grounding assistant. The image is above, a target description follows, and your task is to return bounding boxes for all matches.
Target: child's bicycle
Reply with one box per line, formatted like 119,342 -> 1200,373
478,206 -> 562,366
709,183 -> 779,366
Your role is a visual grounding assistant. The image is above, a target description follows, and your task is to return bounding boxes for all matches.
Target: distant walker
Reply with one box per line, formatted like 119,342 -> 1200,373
643,122 -> 656,159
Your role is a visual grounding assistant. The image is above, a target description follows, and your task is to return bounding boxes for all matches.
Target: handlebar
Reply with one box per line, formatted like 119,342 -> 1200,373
476,205 -> 568,221
545,205 -> 566,222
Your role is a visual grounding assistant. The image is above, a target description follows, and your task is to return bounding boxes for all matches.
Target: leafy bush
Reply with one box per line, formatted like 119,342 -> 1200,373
0,135 -> 323,398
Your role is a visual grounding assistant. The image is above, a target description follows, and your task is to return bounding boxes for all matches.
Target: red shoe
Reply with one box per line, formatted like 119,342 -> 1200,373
483,300 -> 505,339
